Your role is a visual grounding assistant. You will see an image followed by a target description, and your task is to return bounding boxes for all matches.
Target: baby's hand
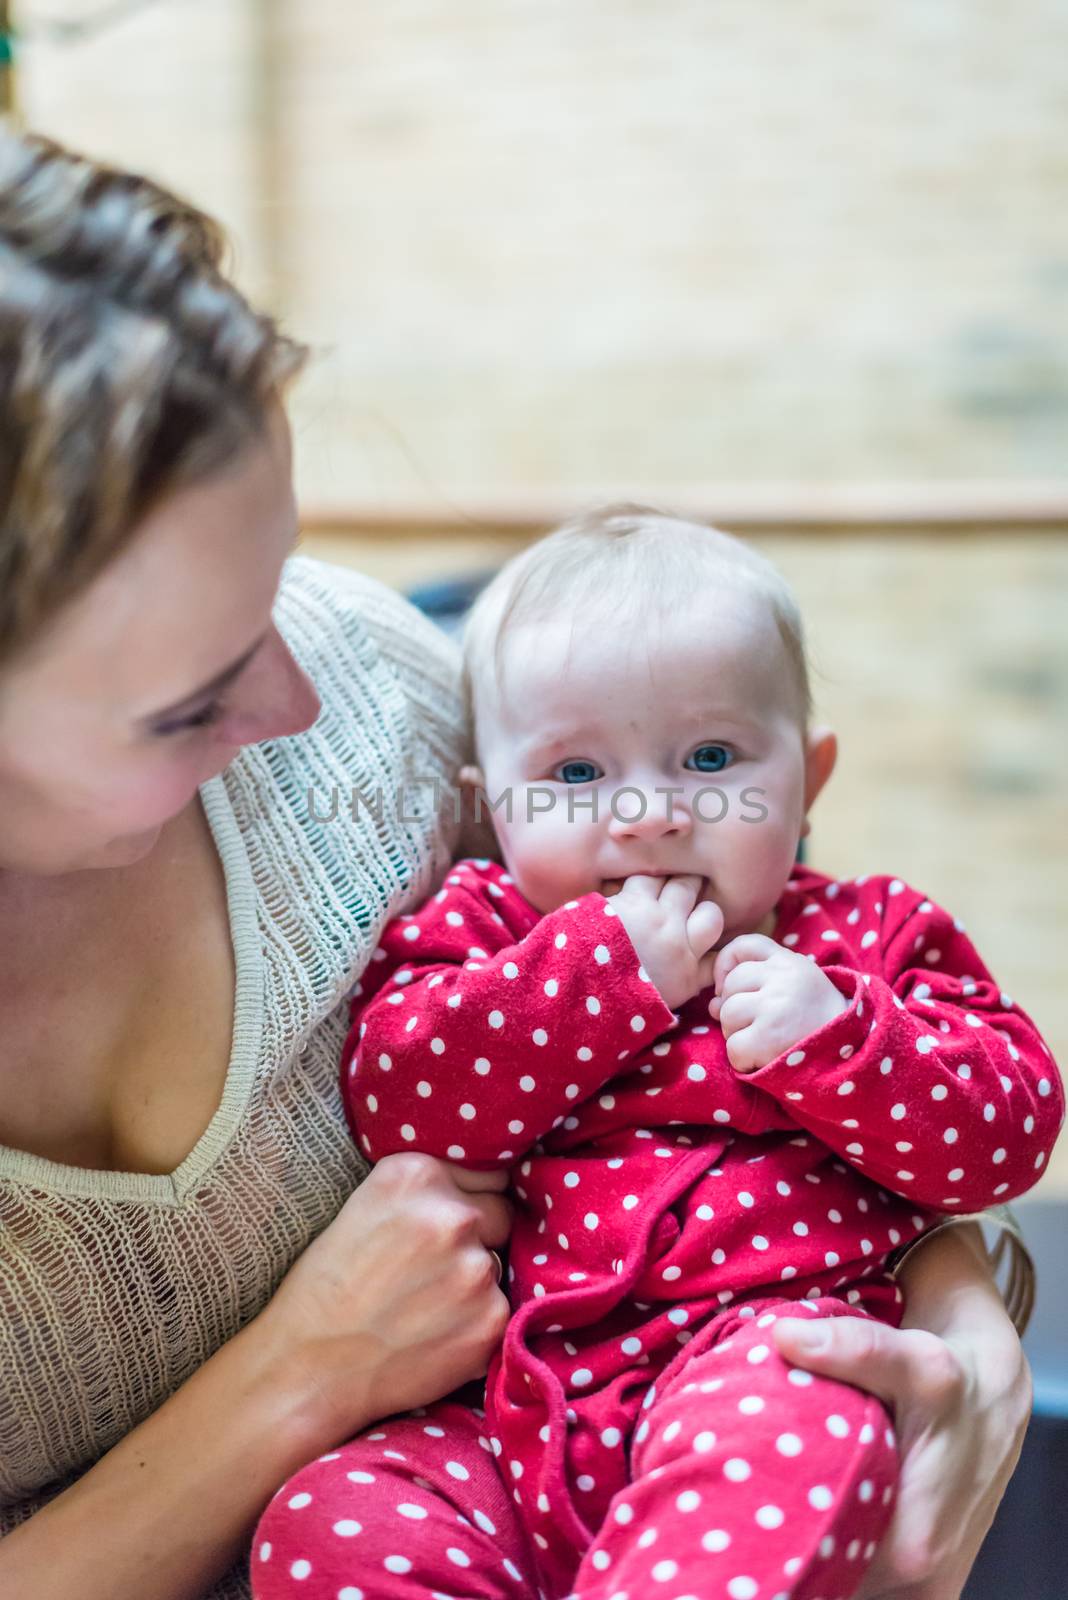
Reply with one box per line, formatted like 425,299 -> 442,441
708,934 -> 849,1074
608,874 -> 724,1012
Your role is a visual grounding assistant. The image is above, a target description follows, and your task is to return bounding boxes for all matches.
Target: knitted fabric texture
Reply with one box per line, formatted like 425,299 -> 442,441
0,558 -> 465,1599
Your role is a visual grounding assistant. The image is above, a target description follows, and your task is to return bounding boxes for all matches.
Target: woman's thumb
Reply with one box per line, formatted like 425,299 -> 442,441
772,1315 -> 954,1411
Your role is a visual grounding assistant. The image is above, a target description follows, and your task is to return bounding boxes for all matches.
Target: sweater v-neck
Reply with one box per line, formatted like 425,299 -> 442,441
0,772 -> 265,1206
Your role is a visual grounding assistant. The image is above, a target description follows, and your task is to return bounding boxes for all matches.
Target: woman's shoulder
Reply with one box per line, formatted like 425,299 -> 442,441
276,555 -> 465,751
217,556 -> 467,1007
263,548 -> 468,819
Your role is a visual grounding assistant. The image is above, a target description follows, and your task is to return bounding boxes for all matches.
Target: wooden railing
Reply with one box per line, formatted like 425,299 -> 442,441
300,484 -> 1068,540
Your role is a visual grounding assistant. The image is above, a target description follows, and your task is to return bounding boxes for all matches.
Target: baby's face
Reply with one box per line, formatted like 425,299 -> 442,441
475,588 -> 822,945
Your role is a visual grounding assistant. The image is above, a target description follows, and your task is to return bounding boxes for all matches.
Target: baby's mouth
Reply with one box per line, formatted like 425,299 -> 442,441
601,874 -> 716,902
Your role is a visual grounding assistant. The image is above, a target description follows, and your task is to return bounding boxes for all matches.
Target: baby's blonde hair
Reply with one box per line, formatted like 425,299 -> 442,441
462,503 -> 812,746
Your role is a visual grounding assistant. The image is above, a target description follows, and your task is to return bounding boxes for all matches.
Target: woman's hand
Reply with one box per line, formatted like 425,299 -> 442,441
0,1151 -> 512,1600
772,1225 -> 1031,1600
258,1153 -> 512,1448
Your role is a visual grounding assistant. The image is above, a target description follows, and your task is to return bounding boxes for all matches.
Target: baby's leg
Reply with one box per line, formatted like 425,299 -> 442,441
571,1298 -> 897,1600
251,1399 -> 540,1600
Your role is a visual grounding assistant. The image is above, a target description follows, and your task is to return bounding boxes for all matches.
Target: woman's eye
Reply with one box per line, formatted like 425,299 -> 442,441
685,743 -> 732,774
552,758 -> 603,784
155,699 -> 226,737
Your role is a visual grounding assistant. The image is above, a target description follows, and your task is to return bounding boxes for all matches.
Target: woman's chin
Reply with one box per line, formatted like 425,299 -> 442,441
1,824 -> 163,876
86,826 -> 164,870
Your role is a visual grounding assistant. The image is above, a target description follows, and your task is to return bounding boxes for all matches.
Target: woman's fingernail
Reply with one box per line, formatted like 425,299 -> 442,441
782,1323 -> 829,1353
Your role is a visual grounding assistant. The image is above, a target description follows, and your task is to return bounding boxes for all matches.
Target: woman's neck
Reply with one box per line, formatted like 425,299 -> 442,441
0,799 -> 204,939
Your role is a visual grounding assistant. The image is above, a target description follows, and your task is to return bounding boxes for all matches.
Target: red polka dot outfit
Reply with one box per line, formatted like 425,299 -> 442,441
253,861 -> 1061,1600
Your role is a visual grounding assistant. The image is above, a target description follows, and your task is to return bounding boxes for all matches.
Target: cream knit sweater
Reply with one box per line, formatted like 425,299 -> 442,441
0,558 -> 467,1599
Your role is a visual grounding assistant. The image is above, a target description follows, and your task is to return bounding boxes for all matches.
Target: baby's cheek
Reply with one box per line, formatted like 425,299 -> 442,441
717,817 -> 794,905
501,806 -> 598,912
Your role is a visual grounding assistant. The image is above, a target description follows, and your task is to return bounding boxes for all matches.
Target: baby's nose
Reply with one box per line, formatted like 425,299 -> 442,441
607,787 -> 692,840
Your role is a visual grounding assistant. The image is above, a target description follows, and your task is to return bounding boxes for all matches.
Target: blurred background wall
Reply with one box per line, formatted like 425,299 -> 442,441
9,0 -> 1068,1190
17,0 -> 1068,500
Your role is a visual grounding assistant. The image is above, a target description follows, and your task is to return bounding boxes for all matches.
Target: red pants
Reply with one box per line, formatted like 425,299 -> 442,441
252,1300 -> 897,1600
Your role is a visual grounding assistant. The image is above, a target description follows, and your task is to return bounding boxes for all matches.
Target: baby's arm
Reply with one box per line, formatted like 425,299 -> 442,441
342,862 -> 674,1166
718,887 -> 1063,1210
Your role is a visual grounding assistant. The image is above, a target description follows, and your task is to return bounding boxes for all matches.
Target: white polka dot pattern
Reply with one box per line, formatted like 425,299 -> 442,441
331,860 -> 1061,1590
252,1305 -> 900,1600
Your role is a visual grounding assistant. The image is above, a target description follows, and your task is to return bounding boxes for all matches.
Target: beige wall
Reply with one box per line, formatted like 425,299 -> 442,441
17,0 -> 1068,507
18,1 -> 268,296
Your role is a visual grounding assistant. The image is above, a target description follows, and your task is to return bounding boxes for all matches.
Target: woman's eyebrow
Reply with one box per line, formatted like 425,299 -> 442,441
142,634 -> 267,724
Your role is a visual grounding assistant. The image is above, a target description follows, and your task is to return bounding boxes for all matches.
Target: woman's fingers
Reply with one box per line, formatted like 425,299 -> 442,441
444,1162 -> 513,1245
450,1164 -> 510,1192
774,1313 -> 1005,1600
265,1153 -> 515,1433
468,1192 -> 513,1249
413,1158 -> 514,1247
772,1316 -> 965,1412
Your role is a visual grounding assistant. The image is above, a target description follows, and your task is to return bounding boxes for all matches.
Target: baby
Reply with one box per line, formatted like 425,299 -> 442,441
258,507 -> 1062,1600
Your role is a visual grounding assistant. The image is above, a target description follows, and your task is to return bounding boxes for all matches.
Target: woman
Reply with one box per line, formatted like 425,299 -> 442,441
0,130 -> 1032,1600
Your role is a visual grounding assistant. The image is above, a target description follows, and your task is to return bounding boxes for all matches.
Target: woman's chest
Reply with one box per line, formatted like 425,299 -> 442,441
0,807 -> 236,1175
0,1005 -> 365,1509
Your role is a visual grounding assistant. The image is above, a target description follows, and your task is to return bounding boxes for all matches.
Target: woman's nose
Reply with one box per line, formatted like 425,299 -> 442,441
606,787 -> 692,841
227,626 -> 321,745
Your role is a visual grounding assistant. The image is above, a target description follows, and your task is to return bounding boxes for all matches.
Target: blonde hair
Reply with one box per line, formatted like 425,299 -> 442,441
0,130 -> 306,667
462,502 -> 812,742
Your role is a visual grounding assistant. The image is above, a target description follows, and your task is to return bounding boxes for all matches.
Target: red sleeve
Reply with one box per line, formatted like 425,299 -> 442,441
342,864 -> 675,1166
750,888 -> 1063,1210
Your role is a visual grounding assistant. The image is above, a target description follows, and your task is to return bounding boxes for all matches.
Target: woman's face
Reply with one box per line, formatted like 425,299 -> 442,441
0,408 -> 321,875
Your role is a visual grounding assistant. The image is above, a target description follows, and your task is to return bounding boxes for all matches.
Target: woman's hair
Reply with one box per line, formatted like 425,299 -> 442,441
462,502 -> 813,739
0,130 -> 306,667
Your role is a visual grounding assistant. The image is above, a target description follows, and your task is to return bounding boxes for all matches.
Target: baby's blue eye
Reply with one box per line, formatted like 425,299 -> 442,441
686,743 -> 732,773
553,759 -> 602,784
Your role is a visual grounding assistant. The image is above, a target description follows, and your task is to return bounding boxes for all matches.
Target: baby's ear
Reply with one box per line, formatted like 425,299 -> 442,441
802,726 -> 838,818
456,765 -> 501,860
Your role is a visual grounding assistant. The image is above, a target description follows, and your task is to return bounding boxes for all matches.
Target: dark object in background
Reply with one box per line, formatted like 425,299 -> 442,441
407,570 -> 495,640
965,1200 -> 1067,1600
